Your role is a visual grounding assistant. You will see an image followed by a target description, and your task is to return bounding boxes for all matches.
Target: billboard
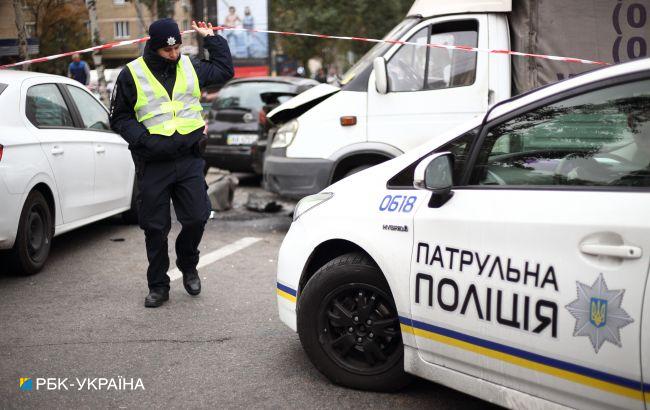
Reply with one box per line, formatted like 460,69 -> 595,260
218,0 -> 269,76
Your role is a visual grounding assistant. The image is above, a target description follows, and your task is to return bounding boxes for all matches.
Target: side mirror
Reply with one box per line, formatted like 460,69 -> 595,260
373,57 -> 388,95
413,152 -> 454,208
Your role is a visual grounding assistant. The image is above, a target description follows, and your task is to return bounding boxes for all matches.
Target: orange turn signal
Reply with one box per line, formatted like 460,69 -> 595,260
340,116 -> 357,126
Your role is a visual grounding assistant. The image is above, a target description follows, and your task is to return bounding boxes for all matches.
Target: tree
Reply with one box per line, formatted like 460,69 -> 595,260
13,0 -> 30,69
271,0 -> 413,74
86,0 -> 109,106
23,0 -> 90,75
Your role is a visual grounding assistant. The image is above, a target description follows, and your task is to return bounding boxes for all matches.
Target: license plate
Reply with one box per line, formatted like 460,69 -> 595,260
227,134 -> 258,145
209,133 -> 222,140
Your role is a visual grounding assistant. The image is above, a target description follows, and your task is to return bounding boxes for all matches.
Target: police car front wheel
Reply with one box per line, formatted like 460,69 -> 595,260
297,252 -> 411,391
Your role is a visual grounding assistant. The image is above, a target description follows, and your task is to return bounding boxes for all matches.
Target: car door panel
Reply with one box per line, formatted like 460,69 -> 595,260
64,84 -> 133,213
22,81 -> 96,224
367,14 -> 489,152
410,189 -> 649,409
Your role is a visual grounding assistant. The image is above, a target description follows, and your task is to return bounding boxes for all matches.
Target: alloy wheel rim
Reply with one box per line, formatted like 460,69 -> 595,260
317,283 -> 402,375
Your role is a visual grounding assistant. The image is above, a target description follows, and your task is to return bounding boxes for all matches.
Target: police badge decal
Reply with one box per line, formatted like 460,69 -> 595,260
565,273 -> 633,353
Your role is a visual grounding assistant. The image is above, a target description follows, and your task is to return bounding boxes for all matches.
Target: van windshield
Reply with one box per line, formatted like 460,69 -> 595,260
339,18 -> 419,86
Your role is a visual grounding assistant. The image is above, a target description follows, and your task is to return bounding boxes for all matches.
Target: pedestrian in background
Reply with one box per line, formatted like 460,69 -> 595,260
68,53 -> 90,86
109,18 -> 234,308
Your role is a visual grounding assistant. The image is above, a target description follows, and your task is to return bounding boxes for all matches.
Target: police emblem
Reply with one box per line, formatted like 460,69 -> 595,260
167,36 -> 176,46
566,273 -> 633,353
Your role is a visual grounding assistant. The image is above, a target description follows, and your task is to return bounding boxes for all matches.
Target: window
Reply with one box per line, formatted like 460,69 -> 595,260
427,22 -> 478,90
113,0 -> 126,4
387,27 -> 428,92
182,20 -> 189,32
114,21 -> 130,39
387,127 -> 478,188
386,20 -> 478,93
213,82 -> 296,113
66,85 -> 110,131
25,22 -> 36,38
26,84 -> 74,128
471,79 -> 650,188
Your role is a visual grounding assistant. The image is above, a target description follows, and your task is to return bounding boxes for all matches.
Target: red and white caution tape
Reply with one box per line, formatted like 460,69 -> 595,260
0,26 -> 608,70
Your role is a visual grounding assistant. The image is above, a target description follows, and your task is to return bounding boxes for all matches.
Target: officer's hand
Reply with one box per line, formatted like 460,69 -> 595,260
192,21 -> 215,37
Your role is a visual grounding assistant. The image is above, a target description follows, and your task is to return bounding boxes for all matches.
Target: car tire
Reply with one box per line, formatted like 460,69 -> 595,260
9,190 -> 53,275
121,178 -> 139,225
297,252 -> 412,391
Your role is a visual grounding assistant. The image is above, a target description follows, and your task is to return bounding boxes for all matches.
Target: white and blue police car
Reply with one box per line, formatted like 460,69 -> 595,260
276,58 -> 650,409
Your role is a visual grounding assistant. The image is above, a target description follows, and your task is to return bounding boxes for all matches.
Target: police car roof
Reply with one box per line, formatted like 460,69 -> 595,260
0,69 -> 68,82
488,58 -> 650,122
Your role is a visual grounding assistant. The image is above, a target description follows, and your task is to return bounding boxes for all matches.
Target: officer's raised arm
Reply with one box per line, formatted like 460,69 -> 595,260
190,20 -> 234,88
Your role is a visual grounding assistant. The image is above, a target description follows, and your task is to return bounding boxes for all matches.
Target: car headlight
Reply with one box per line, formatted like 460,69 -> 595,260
293,192 -> 334,222
271,119 -> 299,148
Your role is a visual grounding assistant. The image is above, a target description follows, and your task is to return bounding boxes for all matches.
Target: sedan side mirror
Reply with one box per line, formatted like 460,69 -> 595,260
373,57 -> 388,95
414,152 -> 454,208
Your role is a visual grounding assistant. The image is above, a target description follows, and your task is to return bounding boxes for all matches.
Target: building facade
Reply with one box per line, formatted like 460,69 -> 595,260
0,0 -> 198,68
0,1 -> 39,66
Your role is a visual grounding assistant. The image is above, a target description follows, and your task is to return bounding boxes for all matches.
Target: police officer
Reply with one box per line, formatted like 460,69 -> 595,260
110,19 -> 233,307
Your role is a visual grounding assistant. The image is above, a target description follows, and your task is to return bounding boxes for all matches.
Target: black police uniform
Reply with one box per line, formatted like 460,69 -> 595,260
110,32 -> 233,299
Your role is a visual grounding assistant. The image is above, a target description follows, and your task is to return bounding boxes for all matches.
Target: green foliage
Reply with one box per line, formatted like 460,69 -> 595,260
271,0 -> 413,70
24,0 -> 90,75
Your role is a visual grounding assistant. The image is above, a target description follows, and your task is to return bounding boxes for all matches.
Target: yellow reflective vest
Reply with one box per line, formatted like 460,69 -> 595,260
127,55 -> 204,136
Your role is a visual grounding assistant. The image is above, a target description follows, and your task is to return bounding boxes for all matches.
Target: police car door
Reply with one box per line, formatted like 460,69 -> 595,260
408,76 -> 650,408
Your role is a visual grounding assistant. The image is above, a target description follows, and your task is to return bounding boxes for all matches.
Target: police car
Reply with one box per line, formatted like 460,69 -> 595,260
276,58 -> 650,409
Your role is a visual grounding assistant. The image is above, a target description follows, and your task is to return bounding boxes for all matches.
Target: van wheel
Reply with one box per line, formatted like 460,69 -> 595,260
9,190 -> 53,275
343,164 -> 372,179
121,178 -> 139,225
297,252 -> 411,391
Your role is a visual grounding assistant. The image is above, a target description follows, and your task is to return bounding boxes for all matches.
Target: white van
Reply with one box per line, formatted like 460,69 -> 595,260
264,0 -> 650,198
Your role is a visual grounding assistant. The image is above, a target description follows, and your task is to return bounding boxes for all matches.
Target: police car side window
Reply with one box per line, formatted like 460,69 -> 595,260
470,79 -> 650,188
387,127 -> 477,188
25,84 -> 74,128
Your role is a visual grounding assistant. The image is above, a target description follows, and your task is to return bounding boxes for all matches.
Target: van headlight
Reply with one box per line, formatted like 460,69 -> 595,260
271,119 -> 299,148
293,192 -> 334,222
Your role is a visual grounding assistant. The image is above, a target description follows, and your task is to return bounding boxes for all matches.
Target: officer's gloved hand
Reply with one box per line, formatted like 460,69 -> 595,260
194,135 -> 208,157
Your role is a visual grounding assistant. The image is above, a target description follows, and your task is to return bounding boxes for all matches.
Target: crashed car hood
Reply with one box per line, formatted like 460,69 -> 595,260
267,83 -> 340,124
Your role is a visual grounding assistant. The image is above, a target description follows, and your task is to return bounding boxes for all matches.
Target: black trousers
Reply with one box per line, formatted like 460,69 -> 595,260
136,155 -> 211,291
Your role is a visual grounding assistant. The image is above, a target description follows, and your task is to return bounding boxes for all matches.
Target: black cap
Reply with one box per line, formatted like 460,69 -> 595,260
148,18 -> 182,50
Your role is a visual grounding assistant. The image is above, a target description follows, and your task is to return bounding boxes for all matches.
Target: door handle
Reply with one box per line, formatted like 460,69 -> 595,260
95,145 -> 105,154
51,146 -> 64,156
579,243 -> 642,259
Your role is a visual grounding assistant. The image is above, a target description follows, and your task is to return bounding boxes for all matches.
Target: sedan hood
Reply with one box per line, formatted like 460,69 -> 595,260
267,83 -> 340,125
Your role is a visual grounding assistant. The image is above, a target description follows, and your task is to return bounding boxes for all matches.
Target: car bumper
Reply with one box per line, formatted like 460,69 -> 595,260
276,221 -> 313,332
263,153 -> 333,199
0,178 -> 21,250
203,145 -> 255,173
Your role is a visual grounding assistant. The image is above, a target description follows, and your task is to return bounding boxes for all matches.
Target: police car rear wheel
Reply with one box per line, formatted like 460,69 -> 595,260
297,252 -> 411,391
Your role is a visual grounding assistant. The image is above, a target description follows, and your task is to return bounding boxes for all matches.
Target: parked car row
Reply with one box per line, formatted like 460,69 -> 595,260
203,76 -> 319,175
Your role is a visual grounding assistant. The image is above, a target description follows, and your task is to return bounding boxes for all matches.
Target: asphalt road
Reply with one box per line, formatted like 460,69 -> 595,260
0,175 -> 495,409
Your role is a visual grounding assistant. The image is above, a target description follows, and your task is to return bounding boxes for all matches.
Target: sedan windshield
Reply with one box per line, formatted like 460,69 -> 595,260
214,82 -> 295,112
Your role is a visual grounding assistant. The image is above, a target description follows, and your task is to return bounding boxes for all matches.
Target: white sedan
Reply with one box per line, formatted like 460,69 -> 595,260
0,70 -> 135,275
277,58 -> 650,409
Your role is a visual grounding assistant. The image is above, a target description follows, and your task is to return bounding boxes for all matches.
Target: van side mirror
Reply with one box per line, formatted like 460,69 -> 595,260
373,57 -> 388,94
413,152 -> 454,208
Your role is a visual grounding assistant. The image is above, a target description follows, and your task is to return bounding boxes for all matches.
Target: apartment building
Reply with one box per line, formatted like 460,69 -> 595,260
0,0 -> 198,68
99,0 -> 198,67
0,2 -> 39,66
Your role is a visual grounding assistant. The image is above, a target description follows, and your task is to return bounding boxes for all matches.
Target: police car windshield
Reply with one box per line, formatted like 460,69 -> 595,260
214,82 -> 295,112
339,18 -> 419,86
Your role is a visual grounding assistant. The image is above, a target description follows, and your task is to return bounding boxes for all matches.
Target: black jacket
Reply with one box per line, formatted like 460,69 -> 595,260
109,35 -> 233,162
